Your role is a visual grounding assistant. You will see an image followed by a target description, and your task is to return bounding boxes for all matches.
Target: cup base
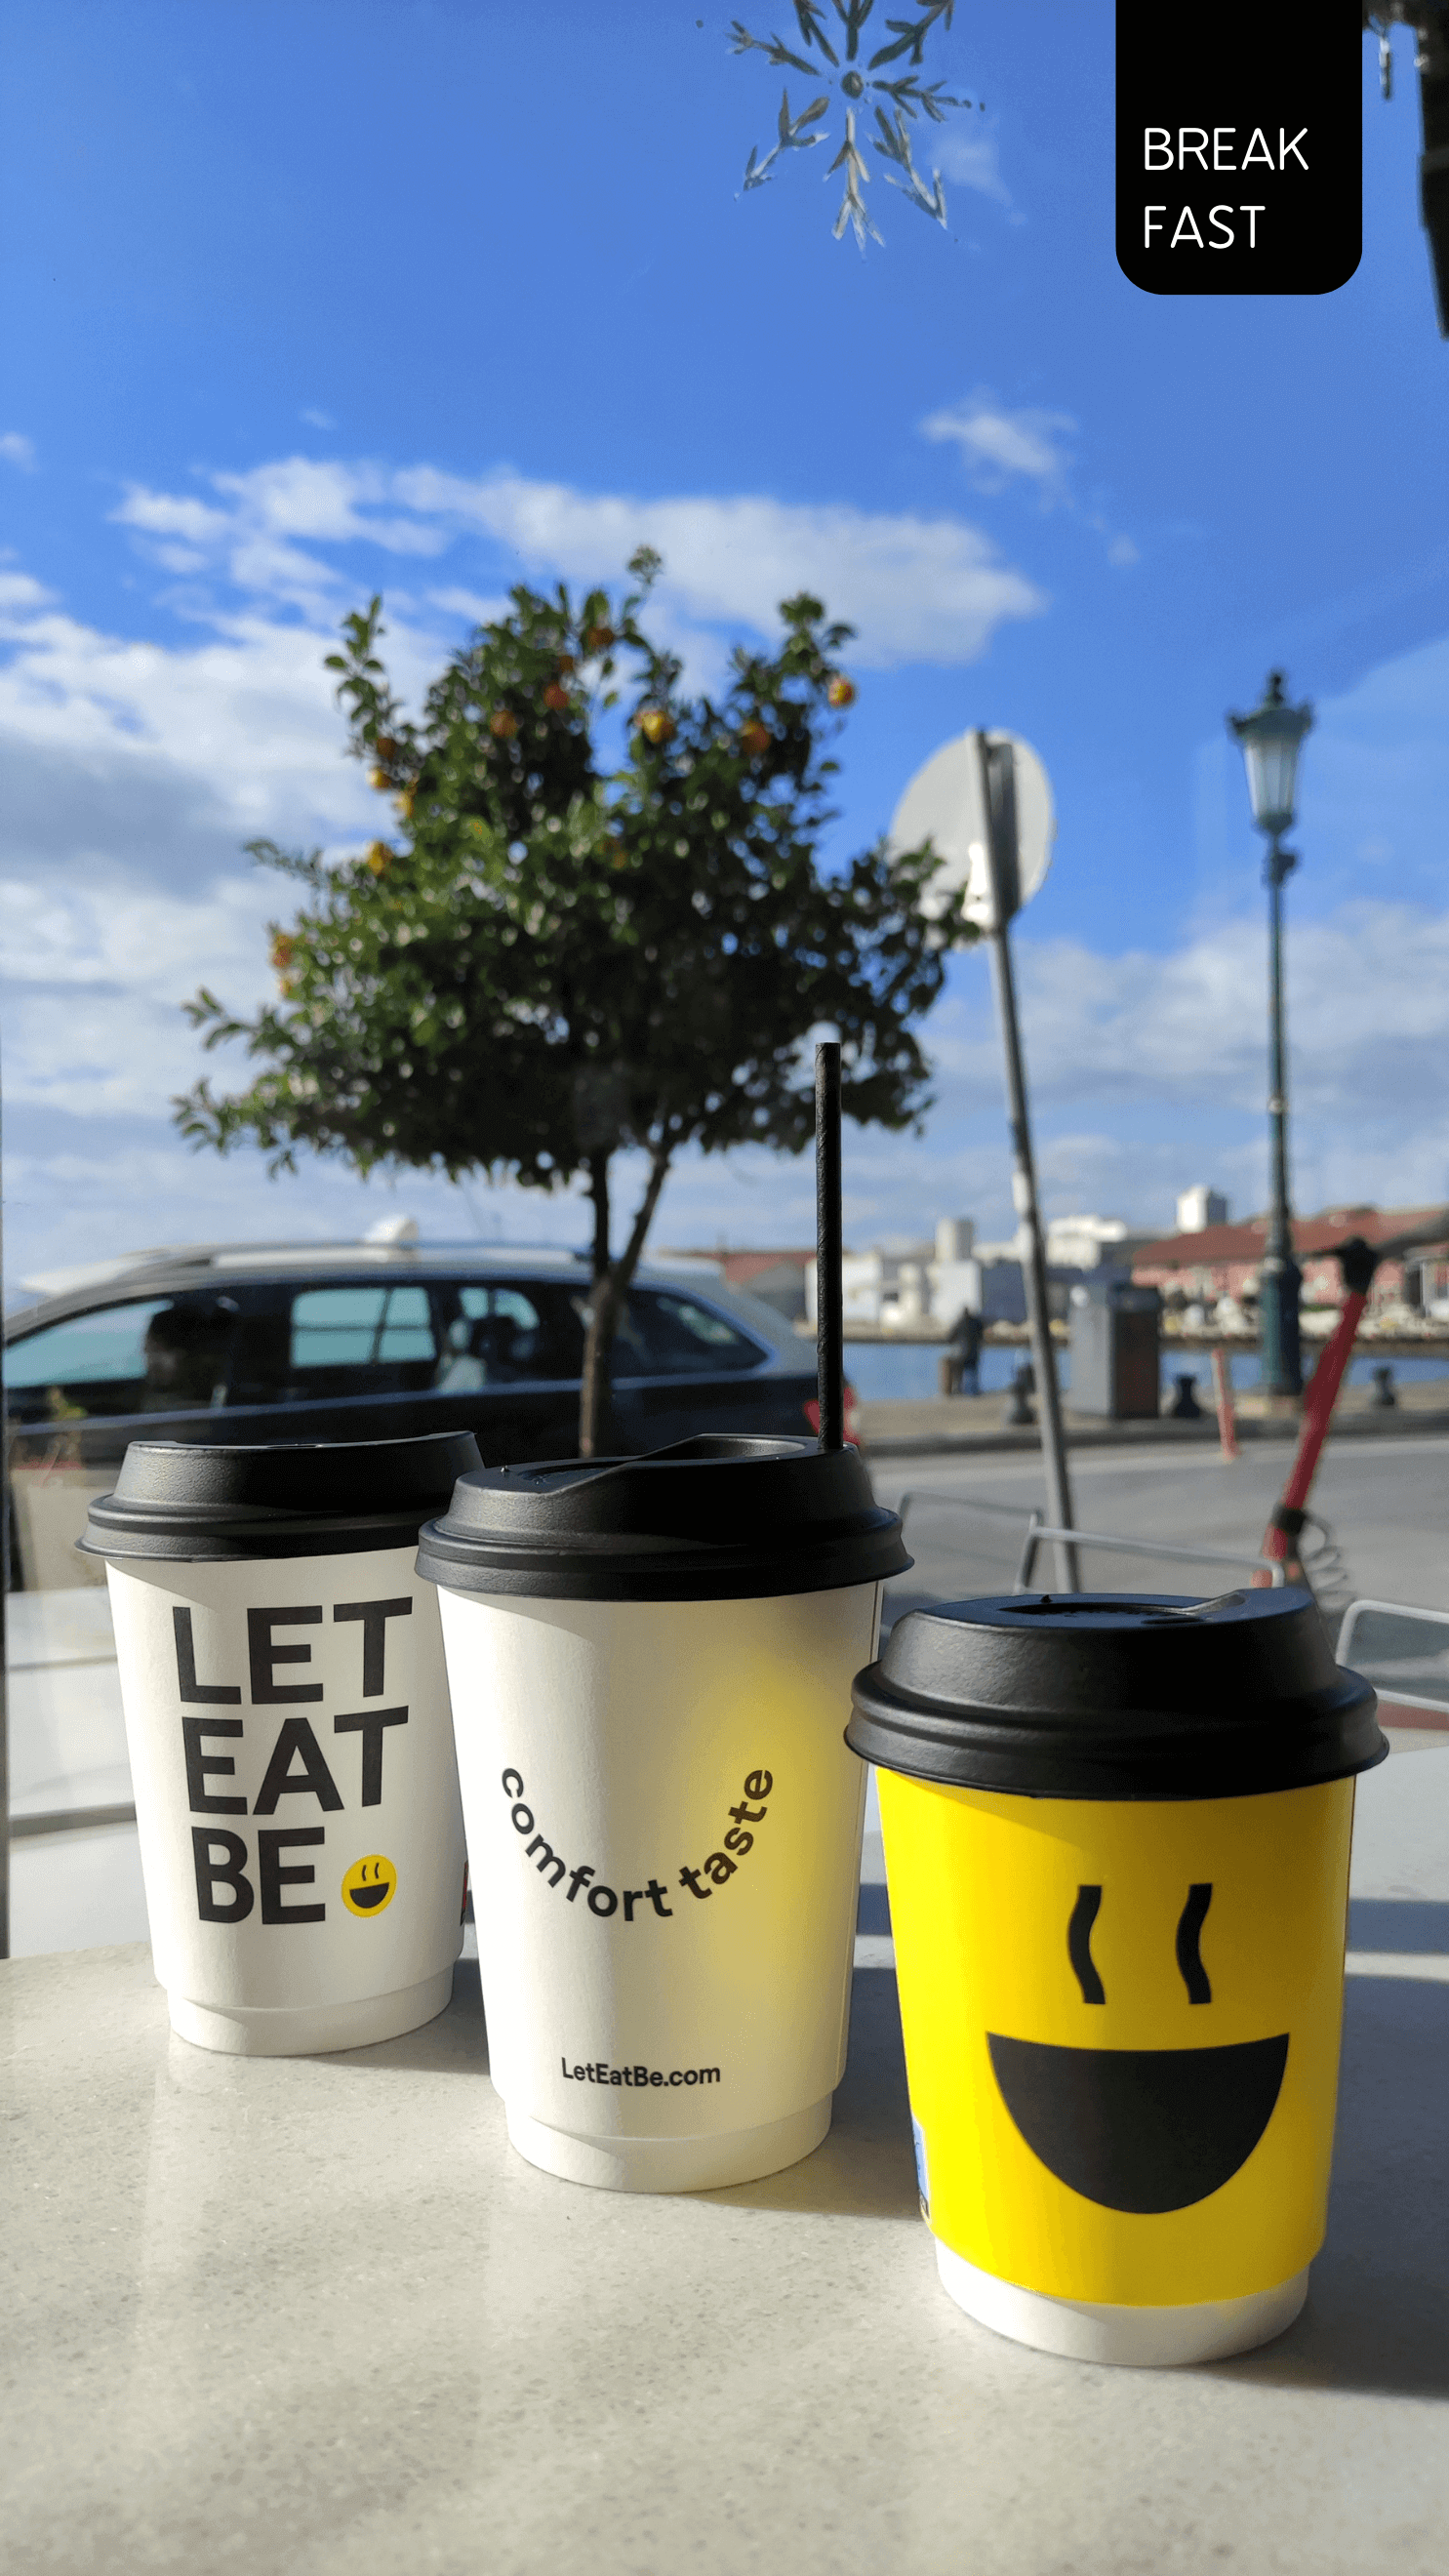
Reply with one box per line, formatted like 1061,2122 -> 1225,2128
935,2240 -> 1309,2367
167,1965 -> 456,2057
503,2093 -> 832,2194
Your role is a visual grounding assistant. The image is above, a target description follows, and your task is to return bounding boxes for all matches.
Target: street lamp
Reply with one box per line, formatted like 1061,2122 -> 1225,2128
1228,669 -> 1314,1400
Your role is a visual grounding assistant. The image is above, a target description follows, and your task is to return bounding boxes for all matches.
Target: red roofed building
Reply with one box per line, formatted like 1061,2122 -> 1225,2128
1132,1205 -> 1449,1313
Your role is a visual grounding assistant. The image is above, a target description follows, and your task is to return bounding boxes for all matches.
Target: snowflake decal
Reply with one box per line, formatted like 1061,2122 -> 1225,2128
730,0 -> 980,249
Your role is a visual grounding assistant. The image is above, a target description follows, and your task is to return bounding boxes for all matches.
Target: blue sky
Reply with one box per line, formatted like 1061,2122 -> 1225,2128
3,2 -> 1448,1282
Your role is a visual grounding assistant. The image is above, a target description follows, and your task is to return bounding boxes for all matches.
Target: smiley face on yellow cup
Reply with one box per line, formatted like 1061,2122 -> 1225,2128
848,1590 -> 1386,2367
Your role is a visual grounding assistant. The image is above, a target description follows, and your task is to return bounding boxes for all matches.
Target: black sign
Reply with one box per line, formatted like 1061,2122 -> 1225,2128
1116,0 -> 1362,298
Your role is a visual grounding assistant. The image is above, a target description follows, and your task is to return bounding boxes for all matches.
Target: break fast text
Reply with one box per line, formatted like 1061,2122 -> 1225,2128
1142,124 -> 1305,253
179,1599 -> 413,1926
501,1764 -> 774,1923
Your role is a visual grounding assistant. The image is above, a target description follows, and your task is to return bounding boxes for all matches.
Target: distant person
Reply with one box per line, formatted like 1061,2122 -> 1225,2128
946,1305 -> 983,1397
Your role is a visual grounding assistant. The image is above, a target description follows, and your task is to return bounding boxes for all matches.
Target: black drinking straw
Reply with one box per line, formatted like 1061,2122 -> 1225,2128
815,1039 -> 844,1451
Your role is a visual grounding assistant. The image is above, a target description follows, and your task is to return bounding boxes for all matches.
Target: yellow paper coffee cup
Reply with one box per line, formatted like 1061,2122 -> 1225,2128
848,1589 -> 1386,2366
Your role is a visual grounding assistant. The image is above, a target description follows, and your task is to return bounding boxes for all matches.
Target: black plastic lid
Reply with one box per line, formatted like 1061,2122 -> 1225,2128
80,1430 -> 482,1563
415,1433 -> 910,1602
847,1589 -> 1387,1800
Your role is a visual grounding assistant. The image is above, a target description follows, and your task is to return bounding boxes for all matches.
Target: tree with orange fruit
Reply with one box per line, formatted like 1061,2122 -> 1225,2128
177,548 -> 969,1454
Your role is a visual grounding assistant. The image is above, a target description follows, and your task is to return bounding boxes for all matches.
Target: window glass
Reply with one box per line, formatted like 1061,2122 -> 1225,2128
289,1288 -> 387,1369
610,1290 -> 766,1378
6,1301 -> 174,1393
459,1286 -> 542,1329
434,1284 -> 547,1388
378,1284 -> 434,1362
5,1296 -> 237,1419
287,1286 -> 437,1373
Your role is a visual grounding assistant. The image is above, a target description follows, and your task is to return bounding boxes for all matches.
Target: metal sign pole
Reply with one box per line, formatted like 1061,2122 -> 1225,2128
973,731 -> 1079,1591
1,1063 -> 9,1959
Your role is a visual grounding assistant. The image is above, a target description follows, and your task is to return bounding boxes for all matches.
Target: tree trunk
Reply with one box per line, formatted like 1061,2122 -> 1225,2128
577,1140 -> 673,1460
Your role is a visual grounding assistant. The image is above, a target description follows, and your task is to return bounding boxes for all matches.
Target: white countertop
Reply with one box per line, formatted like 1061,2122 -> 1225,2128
4,1753 -> 1449,2576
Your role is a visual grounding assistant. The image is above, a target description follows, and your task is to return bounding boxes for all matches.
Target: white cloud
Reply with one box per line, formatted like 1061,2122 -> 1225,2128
426,585 -> 513,624
114,488 -> 232,543
302,408 -> 336,429
407,468 -> 1043,668
921,394 -> 1074,498
0,599 -> 377,842
935,131 -> 1013,209
0,867 -> 279,1115
920,391 -> 1138,569
931,902 -> 1449,1121
0,571 -> 51,613
104,452 -> 1046,671
1,431 -> 37,469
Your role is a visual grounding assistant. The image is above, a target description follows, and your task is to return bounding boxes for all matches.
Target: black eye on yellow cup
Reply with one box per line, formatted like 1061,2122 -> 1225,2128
847,1588 -> 1386,2367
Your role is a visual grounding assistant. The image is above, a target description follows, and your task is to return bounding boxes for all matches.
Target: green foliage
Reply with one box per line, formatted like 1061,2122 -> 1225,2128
175,557 -> 972,1443
178,559 -> 969,1191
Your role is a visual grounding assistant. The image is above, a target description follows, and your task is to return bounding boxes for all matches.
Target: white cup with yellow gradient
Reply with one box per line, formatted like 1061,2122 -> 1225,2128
848,1589 -> 1387,2366
418,1435 -> 909,2193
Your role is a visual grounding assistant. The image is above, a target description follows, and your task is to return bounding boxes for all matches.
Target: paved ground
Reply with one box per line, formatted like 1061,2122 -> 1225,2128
869,1430 -> 1449,1629
858,1371 -> 1449,1459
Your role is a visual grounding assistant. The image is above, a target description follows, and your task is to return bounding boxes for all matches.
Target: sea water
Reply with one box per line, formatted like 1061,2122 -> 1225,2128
843,1344 -> 1449,1404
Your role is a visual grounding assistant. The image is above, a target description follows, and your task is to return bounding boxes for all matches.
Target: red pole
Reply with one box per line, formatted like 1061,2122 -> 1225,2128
1257,1238 -> 1377,1580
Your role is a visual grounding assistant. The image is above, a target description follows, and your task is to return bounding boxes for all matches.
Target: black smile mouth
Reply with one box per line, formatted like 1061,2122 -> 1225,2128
987,2032 -> 1290,2213
348,1882 -> 392,1910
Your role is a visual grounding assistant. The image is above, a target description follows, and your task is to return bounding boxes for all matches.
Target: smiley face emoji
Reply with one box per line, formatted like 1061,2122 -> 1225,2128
342,1854 -> 397,1917
987,1879 -> 1290,2215
878,1771 -> 1357,2309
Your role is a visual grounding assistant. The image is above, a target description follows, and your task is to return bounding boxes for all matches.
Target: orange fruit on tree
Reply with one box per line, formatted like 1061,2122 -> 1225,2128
375,734 -> 398,761
826,674 -> 856,708
489,709 -> 519,740
584,624 -> 615,654
368,766 -> 389,790
740,718 -> 772,756
634,707 -> 674,745
556,652 -> 577,675
366,843 -> 391,876
543,681 -> 570,712
269,934 -> 294,970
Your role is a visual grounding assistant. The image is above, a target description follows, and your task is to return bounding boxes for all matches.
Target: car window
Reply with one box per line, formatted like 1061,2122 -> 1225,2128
224,1280 -> 440,1405
609,1289 -> 766,1378
289,1285 -> 435,1369
4,1295 -> 236,1421
432,1281 -> 583,1388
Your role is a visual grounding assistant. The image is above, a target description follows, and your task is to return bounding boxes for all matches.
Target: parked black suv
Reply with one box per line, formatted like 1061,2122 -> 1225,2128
4,1239 -> 842,1590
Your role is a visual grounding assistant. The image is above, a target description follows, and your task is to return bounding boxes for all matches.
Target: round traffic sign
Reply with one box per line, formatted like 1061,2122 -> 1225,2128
888,730 -> 1056,931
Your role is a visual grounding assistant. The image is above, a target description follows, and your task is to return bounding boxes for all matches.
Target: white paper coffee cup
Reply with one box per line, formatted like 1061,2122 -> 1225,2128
83,1434 -> 477,2056
418,1434 -> 909,2191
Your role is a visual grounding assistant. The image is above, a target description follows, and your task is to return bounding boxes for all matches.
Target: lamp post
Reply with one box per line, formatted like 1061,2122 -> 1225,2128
1228,670 -> 1314,1400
